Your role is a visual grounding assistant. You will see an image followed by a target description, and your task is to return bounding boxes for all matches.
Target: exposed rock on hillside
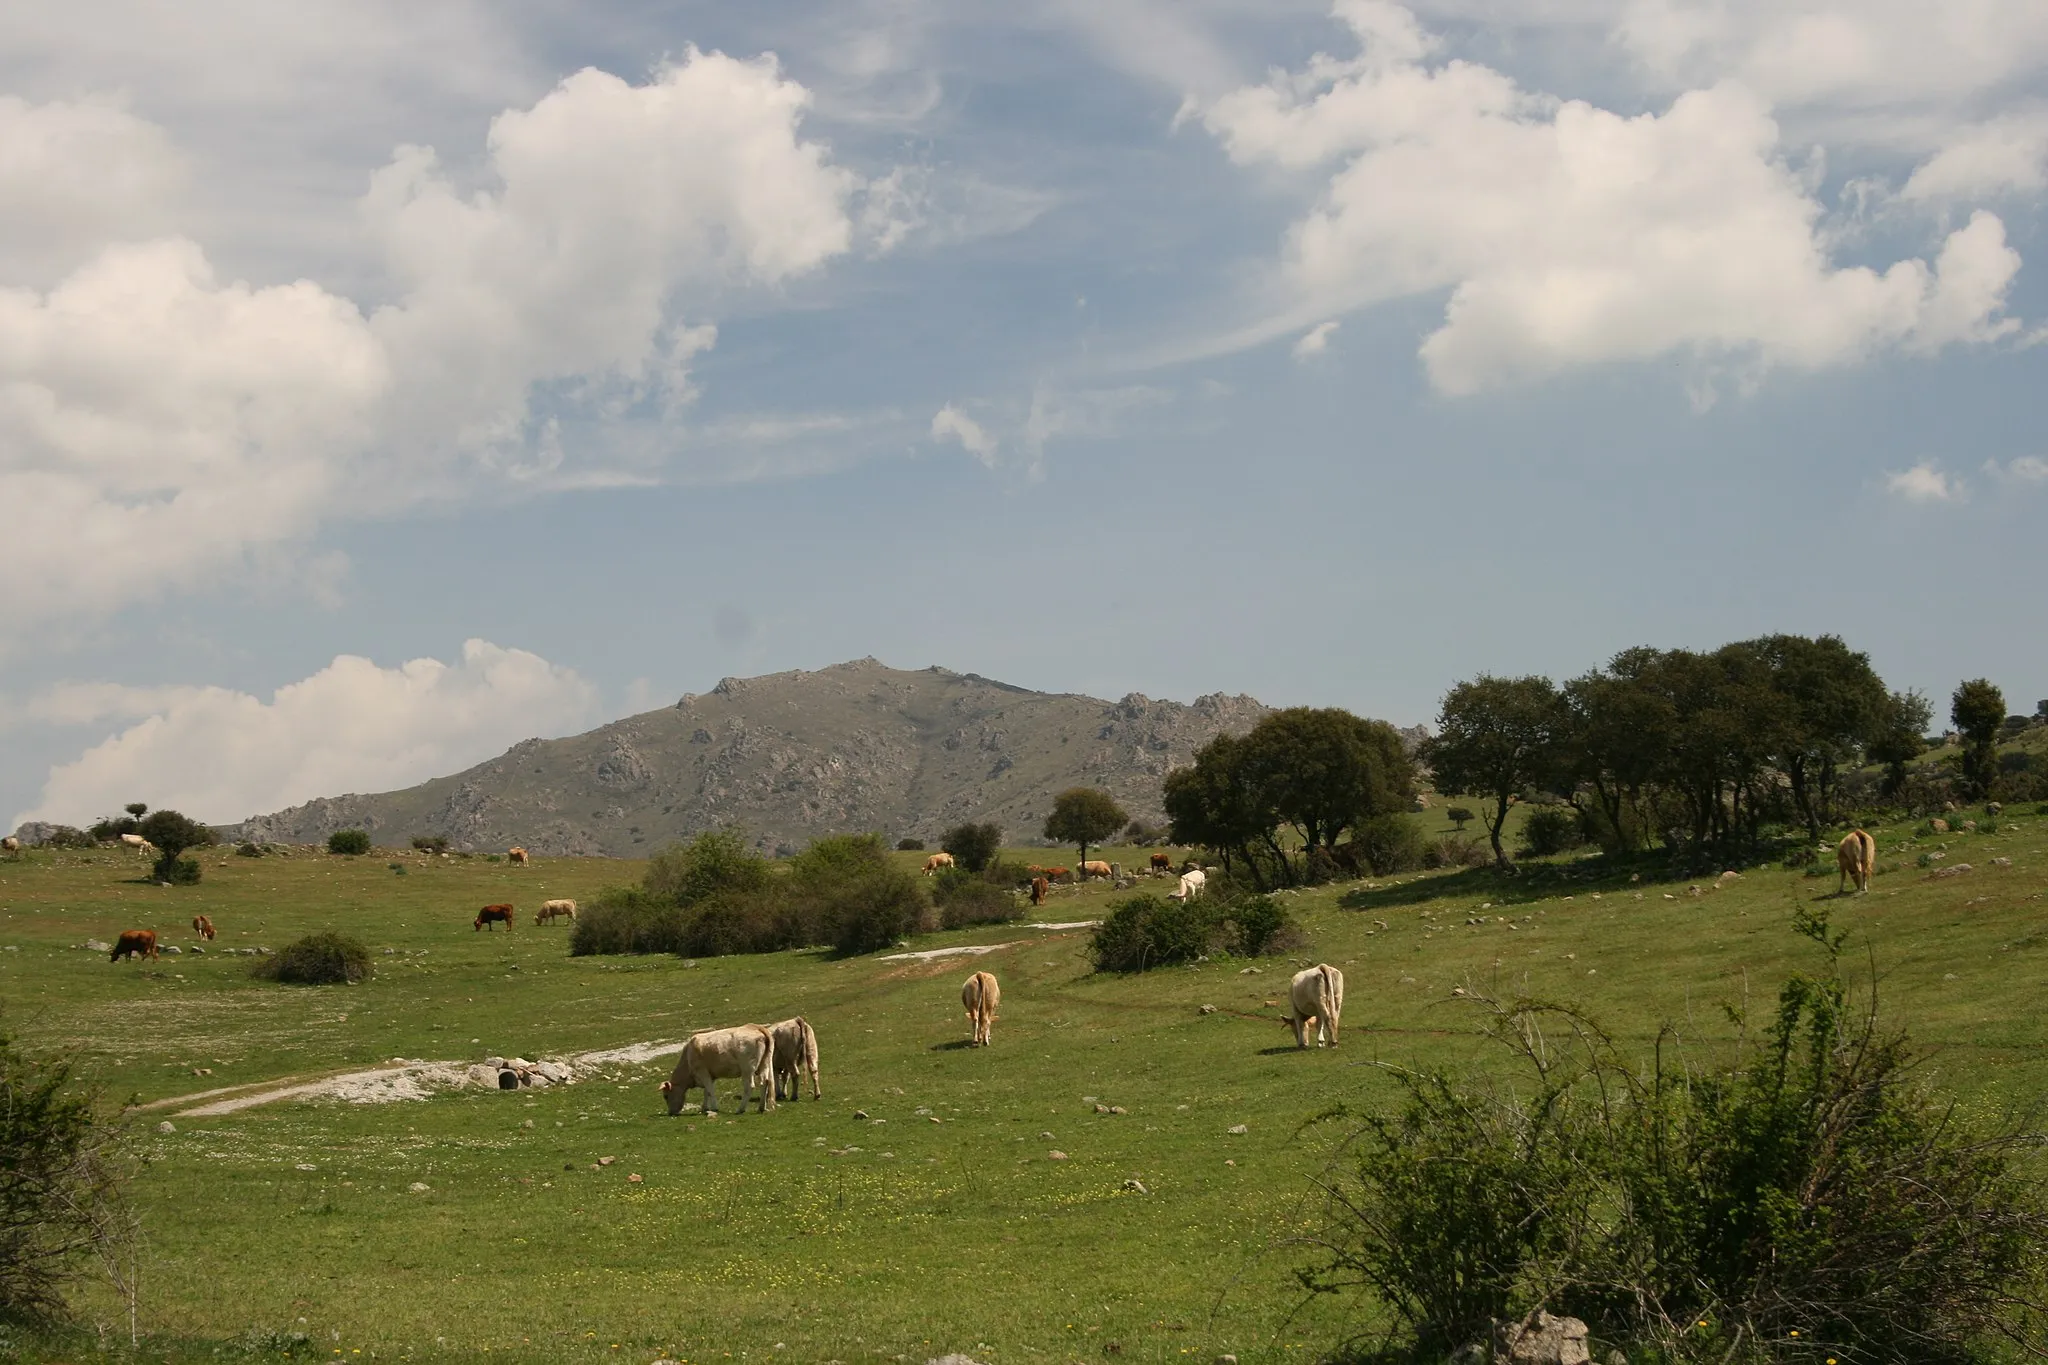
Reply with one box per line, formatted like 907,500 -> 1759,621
223,659 -> 1269,856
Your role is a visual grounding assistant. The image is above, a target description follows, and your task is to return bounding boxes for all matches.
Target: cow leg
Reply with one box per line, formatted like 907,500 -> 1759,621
703,1080 -> 718,1115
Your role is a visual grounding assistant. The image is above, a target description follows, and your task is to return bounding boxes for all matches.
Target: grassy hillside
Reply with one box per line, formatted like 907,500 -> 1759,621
1,805 -> 2045,1363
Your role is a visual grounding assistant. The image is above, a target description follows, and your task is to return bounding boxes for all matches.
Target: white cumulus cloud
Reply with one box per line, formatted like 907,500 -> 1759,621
1200,2 -> 2025,393
1902,112 -> 2048,201
931,403 -> 1000,467
1884,462 -> 1961,503
0,49 -> 862,646
1294,320 -> 1341,359
13,640 -> 601,828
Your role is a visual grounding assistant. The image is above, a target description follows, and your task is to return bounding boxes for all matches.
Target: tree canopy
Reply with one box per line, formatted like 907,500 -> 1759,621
1043,789 -> 1127,868
1427,676 -> 1566,867
1952,678 -> 2006,798
940,822 -> 1003,874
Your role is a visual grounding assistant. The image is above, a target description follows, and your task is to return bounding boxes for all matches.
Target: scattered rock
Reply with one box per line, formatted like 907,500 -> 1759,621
1993,857 -> 2012,867
85,939 -> 112,953
853,1110 -> 869,1120
1227,1124 -> 1248,1135
1094,1103 -> 1111,1114
521,1119 -> 534,1129
597,1155 -> 616,1166
157,1121 -> 175,1134
295,1163 -> 317,1172
1490,1308 -> 1592,1365
162,944 -> 182,955
627,1173 -> 643,1183
1215,1356 -> 1238,1364
1048,1150 -> 1068,1160
1931,818 -> 1950,832
193,1067 -> 211,1076
408,1182 -> 430,1193
1109,1105 -> 1127,1115
188,945 -> 204,954
927,1356 -> 989,1365
1040,1131 -> 1055,1140
1987,802 -> 2003,817
1198,1004 -> 1218,1015
1687,885 -> 1703,898
1238,966 -> 1261,975
1714,870 -> 1740,887
1932,864 -> 1974,879
1121,1178 -> 1149,1194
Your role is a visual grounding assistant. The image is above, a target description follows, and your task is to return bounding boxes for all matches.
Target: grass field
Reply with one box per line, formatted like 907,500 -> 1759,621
3,806 -> 2046,1364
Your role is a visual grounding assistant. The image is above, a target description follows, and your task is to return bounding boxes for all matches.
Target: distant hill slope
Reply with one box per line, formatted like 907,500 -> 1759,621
222,658 -> 1272,856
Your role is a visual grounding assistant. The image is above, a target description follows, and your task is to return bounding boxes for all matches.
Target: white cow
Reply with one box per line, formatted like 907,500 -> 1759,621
536,898 -> 578,925
1282,964 -> 1345,1049
119,833 -> 149,849
660,1026 -> 776,1115
1168,868 -> 1206,902
767,1016 -> 822,1101
0,836 -> 18,855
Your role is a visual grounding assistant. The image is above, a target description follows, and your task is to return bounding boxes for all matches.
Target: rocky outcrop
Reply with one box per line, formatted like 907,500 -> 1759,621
221,659 -> 1274,856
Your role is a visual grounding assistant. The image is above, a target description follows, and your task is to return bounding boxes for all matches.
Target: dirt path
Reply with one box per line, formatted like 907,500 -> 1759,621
878,921 -> 1100,963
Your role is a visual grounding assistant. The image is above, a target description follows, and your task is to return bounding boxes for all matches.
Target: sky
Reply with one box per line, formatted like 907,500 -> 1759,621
3,0 -> 2046,831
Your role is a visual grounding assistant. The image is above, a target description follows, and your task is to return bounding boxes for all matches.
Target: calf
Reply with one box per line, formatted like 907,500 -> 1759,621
474,903 -> 515,932
1282,964 -> 1345,1048
962,970 -> 1000,1047
1837,829 -> 1876,894
191,914 -> 216,941
660,1025 -> 775,1115
767,1016 -> 822,1101
1030,875 -> 1049,906
536,898 -> 578,925
111,929 -> 158,963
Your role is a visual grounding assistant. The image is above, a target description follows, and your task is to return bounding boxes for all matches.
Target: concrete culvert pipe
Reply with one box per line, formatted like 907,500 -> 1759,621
498,1070 -> 520,1090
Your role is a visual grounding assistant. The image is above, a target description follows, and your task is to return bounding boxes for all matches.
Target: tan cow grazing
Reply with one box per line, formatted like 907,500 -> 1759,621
660,1025 -> 776,1115
535,899 -> 578,925
923,852 -> 955,875
766,1016 -> 822,1101
191,914 -> 216,941
119,832 -> 147,848
1030,875 -> 1050,906
111,930 -> 158,963
474,903 -> 515,931
1169,868 -> 1207,901
507,846 -> 530,865
1282,964 -> 1345,1048
1148,852 -> 1172,875
962,970 -> 1000,1047
1,836 -> 20,856
1837,829 -> 1877,895
1080,860 -> 1112,881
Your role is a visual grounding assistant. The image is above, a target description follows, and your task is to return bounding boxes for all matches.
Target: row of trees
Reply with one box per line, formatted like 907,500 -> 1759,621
1429,634 -> 2017,865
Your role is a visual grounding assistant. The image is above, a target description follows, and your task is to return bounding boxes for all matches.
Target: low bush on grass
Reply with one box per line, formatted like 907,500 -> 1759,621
940,821 -> 1004,874
326,830 -> 371,856
1092,894 -> 1216,972
931,868 -> 1021,929
1516,805 -> 1584,858
254,932 -> 371,985
1300,909 -> 2048,1364
0,1029 -> 135,1324
410,835 -> 448,854
234,841 -> 266,858
569,889 -> 690,956
1421,835 -> 1489,870
155,856 -> 200,885
895,837 -> 925,851
1354,814 -> 1428,875
36,827 -> 94,851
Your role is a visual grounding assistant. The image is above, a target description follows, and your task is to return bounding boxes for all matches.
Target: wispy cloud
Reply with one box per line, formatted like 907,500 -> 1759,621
1293,320 -> 1340,359
1885,462 -> 1963,502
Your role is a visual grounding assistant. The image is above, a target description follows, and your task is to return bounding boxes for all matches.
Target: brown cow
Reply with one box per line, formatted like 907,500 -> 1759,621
474,904 -> 515,931
1148,852 -> 1172,875
1030,875 -> 1049,906
962,970 -> 1000,1047
507,847 -> 530,865
1045,866 -> 1071,884
111,929 -> 158,962
1837,829 -> 1876,895
191,914 -> 216,941
922,852 -> 955,875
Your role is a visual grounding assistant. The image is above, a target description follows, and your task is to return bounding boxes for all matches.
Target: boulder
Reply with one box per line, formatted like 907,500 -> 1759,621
1492,1309 -> 1592,1365
1931,818 -> 1950,833
1987,802 -> 2003,817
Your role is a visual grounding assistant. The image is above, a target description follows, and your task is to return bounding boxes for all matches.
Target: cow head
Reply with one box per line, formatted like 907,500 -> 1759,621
660,1079 -> 685,1116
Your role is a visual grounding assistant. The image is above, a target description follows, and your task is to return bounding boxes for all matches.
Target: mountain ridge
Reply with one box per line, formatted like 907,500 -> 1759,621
218,658 -> 1276,856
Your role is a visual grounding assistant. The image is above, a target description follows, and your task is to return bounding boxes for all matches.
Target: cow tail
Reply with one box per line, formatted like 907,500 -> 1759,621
800,1016 -> 820,1096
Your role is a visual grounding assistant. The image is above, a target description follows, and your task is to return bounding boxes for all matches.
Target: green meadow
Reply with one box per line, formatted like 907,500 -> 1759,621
2,808 -> 2046,1364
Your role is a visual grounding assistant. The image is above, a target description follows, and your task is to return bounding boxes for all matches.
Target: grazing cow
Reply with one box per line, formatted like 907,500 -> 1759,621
474,903 -> 515,932
1080,860 -> 1112,881
0,836 -> 19,855
1046,866 -> 1072,884
535,898 -> 578,925
1282,964 -> 1345,1048
1030,875 -> 1050,906
1148,852 -> 1172,875
922,852 -> 955,875
660,1025 -> 776,1115
507,846 -> 530,865
191,914 -> 216,941
766,1016 -> 822,1101
1169,868 -> 1207,902
962,970 -> 1000,1047
1837,829 -> 1877,895
110,930 -> 158,963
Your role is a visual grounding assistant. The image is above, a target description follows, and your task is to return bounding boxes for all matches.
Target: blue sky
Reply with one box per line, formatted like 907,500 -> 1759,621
3,0 -> 2045,829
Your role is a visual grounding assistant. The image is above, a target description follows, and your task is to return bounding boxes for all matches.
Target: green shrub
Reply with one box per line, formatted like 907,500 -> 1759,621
1091,894 -> 1219,972
254,932 -> 371,985
37,827 -> 94,850
1421,835 -> 1489,870
931,868 -> 1020,930
1300,911 -> 2048,1363
569,889 -> 690,956
940,821 -> 1004,874
1517,805 -> 1584,857
982,859 -> 1035,888
1353,814 -> 1427,875
678,892 -> 793,958
1445,806 -> 1475,831
895,838 -> 925,851
234,841 -> 266,858
1221,894 -> 1291,956
0,1029 -> 134,1322
154,856 -> 201,885
387,863 -> 407,876
410,835 -> 448,854
326,830 -> 371,856
644,830 -> 771,908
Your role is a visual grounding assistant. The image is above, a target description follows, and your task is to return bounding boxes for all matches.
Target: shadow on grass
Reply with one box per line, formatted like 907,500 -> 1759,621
1331,843 -> 1826,914
928,1040 -> 978,1052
